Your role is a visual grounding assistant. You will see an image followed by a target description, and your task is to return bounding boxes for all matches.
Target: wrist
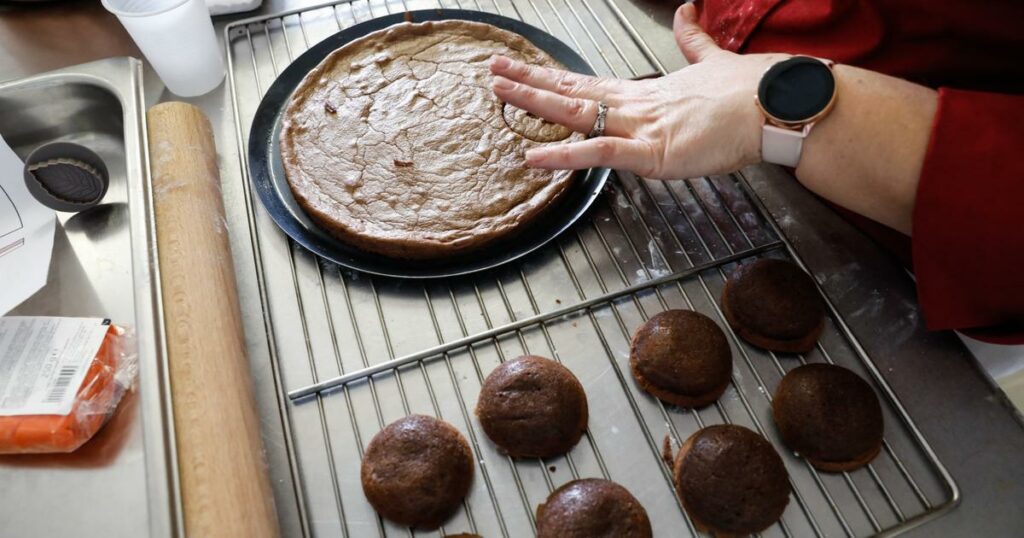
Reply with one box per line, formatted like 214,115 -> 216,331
741,54 -> 792,166
792,65 -> 937,234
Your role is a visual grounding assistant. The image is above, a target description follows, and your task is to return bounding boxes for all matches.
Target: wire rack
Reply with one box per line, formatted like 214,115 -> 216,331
224,1 -> 958,536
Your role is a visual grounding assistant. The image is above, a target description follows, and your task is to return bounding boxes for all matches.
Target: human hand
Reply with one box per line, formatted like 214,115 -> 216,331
491,3 -> 787,179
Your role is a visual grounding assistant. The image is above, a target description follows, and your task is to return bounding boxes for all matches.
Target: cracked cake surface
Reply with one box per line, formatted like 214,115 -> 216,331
280,20 -> 582,260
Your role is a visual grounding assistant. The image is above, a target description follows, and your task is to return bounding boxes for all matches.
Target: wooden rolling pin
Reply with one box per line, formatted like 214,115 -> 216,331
148,102 -> 279,538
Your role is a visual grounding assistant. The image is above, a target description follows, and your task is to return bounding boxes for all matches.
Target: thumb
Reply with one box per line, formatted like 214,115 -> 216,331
673,3 -> 720,64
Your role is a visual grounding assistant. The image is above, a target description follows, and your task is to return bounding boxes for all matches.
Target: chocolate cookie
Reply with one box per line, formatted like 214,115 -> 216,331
630,310 -> 732,407
280,20 -> 583,259
773,363 -> 884,472
721,258 -> 825,353
674,425 -> 790,535
536,479 -> 652,538
360,415 -> 474,529
476,355 -> 588,458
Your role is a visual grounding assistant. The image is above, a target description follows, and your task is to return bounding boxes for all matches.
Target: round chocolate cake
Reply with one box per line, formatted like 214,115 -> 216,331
721,258 -> 825,353
773,363 -> 884,472
280,20 -> 582,259
360,415 -> 474,529
673,425 -> 790,535
475,355 -> 588,458
629,310 -> 733,407
536,479 -> 652,538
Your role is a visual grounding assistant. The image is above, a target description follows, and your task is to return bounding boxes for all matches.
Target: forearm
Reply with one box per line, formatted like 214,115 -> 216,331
794,65 -> 938,235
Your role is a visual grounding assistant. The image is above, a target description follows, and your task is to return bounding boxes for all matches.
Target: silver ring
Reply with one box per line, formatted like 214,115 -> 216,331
588,101 -> 608,138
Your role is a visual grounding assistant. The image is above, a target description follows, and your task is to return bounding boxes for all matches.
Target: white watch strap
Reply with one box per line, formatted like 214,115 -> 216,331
762,124 -> 813,168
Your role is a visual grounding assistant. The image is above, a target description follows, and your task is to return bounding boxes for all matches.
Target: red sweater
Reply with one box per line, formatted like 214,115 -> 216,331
698,0 -> 1024,343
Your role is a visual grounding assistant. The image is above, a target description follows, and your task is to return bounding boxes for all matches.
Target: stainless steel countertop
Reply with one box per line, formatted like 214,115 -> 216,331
2,1 -> 1023,536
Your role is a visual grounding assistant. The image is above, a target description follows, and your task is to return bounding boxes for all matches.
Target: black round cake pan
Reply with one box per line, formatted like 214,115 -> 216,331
247,9 -> 610,279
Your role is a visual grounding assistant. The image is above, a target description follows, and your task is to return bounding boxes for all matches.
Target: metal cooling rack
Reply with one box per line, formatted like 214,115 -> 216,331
224,1 -> 958,536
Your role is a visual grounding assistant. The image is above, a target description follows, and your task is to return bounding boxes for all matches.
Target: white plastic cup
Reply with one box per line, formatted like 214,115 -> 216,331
102,0 -> 225,97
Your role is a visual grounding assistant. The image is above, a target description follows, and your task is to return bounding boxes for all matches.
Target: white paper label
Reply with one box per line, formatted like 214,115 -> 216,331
0,317 -> 110,416
0,134 -> 56,315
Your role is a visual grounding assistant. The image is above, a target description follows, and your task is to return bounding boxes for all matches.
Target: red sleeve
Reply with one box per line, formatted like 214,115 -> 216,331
697,0 -> 884,64
913,89 -> 1024,341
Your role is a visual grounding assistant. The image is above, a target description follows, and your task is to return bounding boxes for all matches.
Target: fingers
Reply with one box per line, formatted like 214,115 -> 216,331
525,137 -> 659,177
490,57 -> 656,175
673,3 -> 721,64
490,55 -> 616,102
493,76 -> 625,136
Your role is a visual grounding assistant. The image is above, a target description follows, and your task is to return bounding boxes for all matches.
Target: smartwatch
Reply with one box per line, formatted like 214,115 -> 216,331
756,56 -> 837,168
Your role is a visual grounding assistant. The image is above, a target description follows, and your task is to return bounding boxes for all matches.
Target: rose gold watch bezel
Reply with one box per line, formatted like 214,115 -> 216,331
754,58 -> 837,130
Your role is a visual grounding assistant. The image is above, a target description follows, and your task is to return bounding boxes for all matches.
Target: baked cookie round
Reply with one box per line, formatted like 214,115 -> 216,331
280,20 -> 583,259
476,355 -> 588,458
629,310 -> 732,407
536,478 -> 652,538
773,363 -> 884,472
674,425 -> 790,535
360,415 -> 474,529
502,102 -> 573,142
721,258 -> 825,353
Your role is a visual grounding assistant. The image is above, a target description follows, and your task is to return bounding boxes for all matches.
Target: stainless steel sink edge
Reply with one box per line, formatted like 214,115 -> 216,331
0,57 -> 182,538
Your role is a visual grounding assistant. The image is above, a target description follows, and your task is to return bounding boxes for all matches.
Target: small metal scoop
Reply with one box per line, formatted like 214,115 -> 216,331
23,141 -> 109,212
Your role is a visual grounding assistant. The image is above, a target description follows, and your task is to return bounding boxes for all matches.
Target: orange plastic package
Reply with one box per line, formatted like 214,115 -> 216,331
0,323 -> 137,454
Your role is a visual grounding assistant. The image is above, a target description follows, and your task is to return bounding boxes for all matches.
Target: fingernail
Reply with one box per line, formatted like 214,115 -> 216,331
491,55 -> 511,69
681,3 -> 697,21
492,76 -> 515,90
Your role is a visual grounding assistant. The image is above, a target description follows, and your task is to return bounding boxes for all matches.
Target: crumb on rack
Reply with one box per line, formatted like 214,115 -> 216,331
661,435 -> 675,467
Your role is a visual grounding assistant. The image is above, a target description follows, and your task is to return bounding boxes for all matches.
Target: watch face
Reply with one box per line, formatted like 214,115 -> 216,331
758,56 -> 836,124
